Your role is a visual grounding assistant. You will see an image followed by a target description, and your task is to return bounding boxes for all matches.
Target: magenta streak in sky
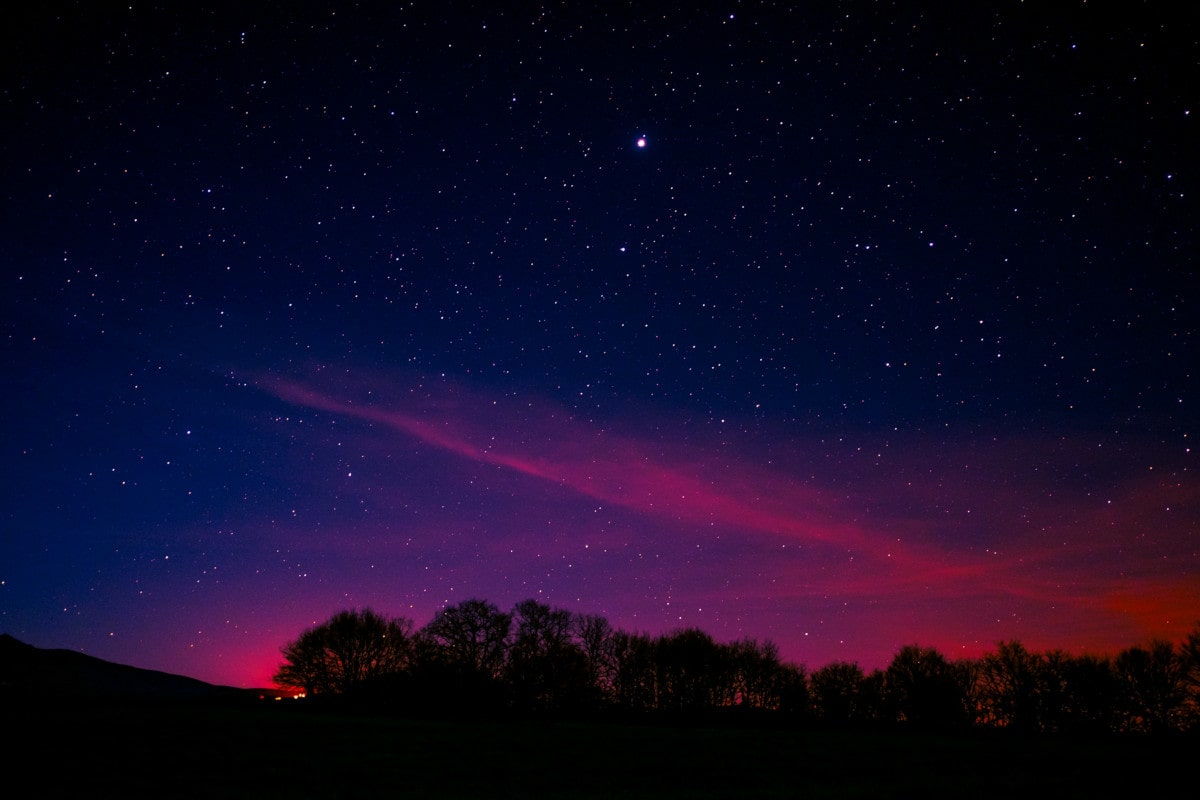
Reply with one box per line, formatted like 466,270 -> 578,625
263,377 -> 995,584
260,374 -> 1199,651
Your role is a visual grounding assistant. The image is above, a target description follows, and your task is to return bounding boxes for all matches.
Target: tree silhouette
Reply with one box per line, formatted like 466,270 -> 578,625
978,641 -> 1043,732
884,645 -> 968,729
420,598 -> 512,678
271,600 -> 1200,733
727,638 -> 787,710
810,661 -> 867,724
1114,640 -> 1187,734
1182,624 -> 1200,728
858,669 -> 888,723
404,599 -> 514,715
274,608 -> 412,696
506,599 -> 590,713
575,612 -> 618,700
767,659 -> 811,716
1045,650 -> 1118,734
654,628 -> 727,712
610,630 -> 657,711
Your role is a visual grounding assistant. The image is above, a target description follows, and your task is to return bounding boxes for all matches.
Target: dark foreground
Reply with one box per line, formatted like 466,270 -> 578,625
9,700 -> 1187,798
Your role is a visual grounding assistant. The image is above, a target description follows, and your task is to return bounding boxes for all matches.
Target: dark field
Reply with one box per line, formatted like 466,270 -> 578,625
9,701 -> 1186,798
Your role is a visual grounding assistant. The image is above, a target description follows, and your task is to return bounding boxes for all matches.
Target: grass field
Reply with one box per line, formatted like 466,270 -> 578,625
8,700 -> 1188,798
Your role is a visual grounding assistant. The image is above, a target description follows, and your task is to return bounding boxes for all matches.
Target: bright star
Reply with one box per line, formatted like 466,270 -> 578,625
636,137 -> 647,148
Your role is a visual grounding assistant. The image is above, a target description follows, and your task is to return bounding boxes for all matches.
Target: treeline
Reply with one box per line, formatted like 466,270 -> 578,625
274,599 -> 1200,734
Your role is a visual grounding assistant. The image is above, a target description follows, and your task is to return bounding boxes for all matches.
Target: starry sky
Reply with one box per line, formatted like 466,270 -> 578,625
2,2 -> 1197,689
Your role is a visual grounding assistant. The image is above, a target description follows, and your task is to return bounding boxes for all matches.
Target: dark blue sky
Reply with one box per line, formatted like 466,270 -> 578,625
3,2 -> 1196,687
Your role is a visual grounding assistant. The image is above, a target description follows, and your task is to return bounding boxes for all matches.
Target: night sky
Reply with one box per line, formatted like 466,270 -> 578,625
3,2 -> 1196,689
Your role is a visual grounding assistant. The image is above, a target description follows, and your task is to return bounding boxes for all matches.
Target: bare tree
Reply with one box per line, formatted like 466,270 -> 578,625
1114,640 -> 1187,733
421,598 -> 512,678
654,628 -> 729,712
274,608 -> 412,696
810,661 -> 867,724
1031,649 -> 1115,734
610,630 -> 657,711
574,613 -> 617,698
1181,623 -> 1200,729
885,644 -> 967,729
768,660 -> 811,716
507,599 -> 589,712
978,640 -> 1043,732
727,638 -> 782,709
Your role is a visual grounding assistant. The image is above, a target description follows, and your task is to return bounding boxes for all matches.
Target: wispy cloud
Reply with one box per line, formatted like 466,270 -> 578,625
259,372 -> 1199,656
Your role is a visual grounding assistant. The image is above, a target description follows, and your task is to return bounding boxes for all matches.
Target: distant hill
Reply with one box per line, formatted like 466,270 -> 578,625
0,633 -> 260,700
